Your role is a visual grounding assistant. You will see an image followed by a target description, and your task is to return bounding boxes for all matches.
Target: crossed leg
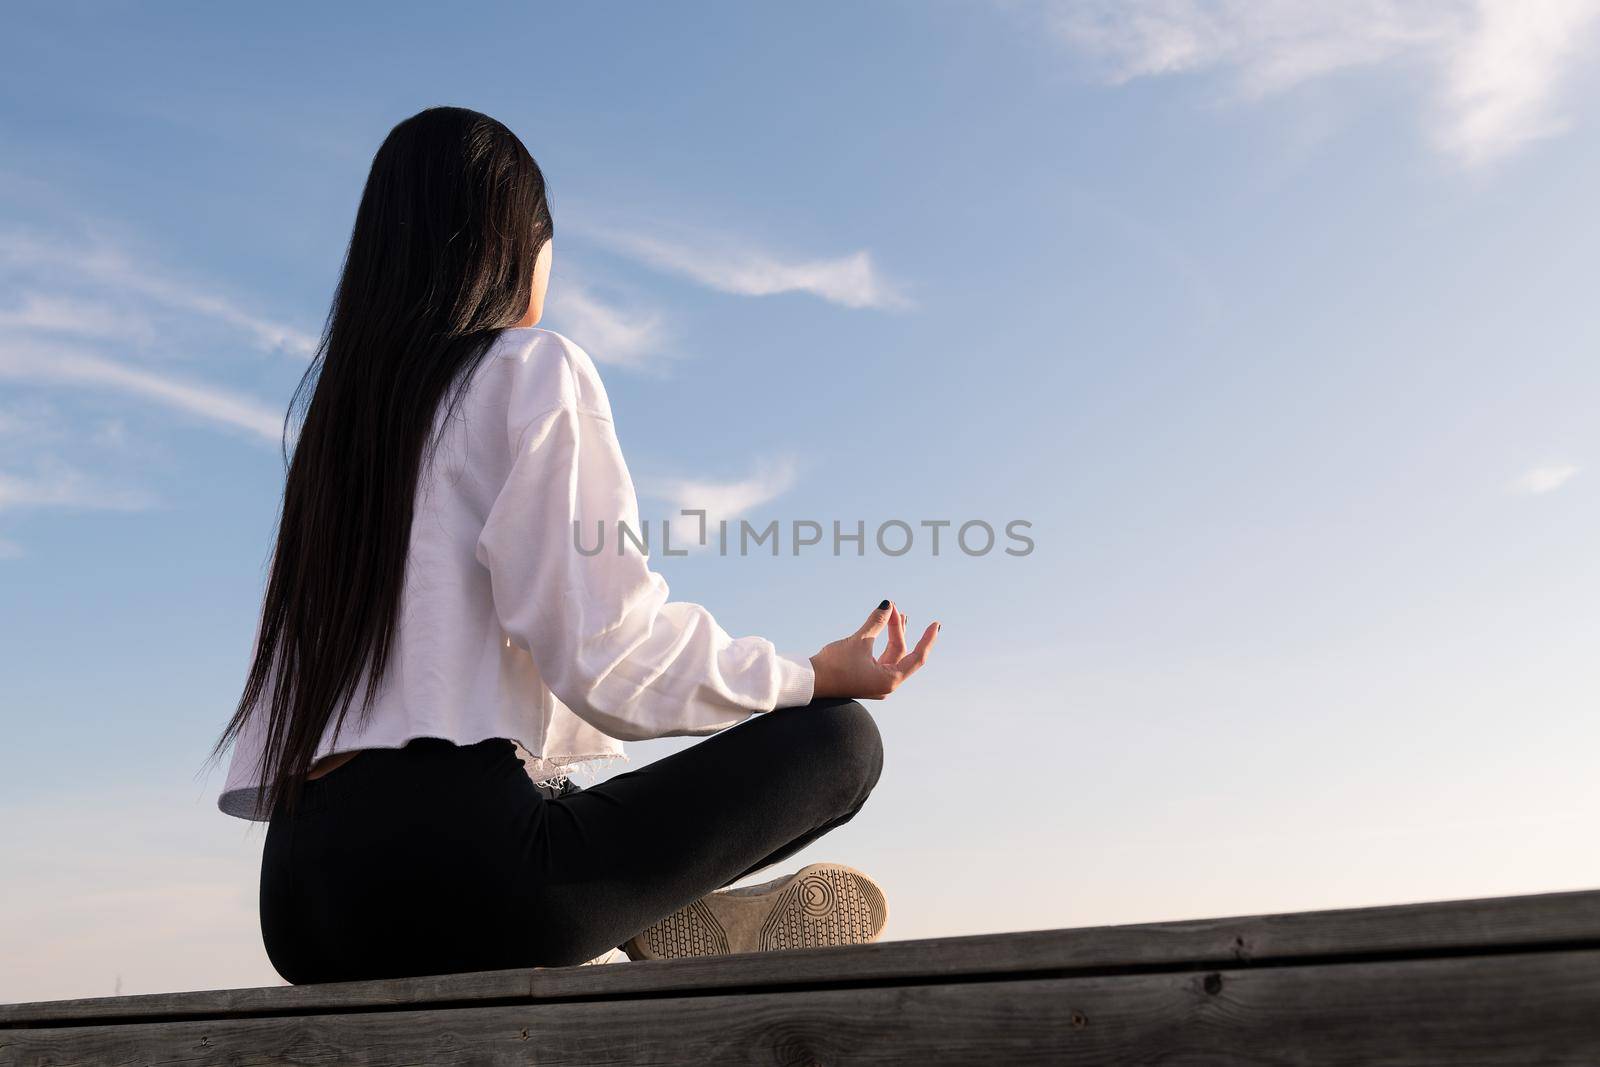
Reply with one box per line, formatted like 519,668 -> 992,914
522,697 -> 885,966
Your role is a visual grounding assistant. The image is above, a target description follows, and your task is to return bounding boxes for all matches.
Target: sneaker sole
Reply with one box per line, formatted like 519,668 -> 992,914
625,862 -> 888,960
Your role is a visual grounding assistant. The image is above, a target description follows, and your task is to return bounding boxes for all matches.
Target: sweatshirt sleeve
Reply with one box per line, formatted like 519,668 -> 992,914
474,355 -> 814,741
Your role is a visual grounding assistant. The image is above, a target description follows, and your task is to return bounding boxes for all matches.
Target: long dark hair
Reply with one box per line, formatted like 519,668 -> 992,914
207,106 -> 553,819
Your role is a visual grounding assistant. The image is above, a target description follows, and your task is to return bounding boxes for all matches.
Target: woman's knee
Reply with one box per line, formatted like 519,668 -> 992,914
803,698 -> 884,801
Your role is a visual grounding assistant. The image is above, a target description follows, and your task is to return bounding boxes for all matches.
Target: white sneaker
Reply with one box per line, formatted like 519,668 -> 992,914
621,862 -> 889,961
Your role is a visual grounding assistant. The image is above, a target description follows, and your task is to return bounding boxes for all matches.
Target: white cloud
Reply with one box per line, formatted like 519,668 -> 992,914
582,224 -> 910,310
0,340 -> 284,444
0,229 -> 293,551
1047,1 -> 1431,92
1512,462 -> 1580,494
0,459 -> 155,514
1037,0 -> 1600,166
0,291 -> 155,344
645,457 -> 801,546
0,230 -> 318,357
1437,1 -> 1600,164
545,277 -> 669,368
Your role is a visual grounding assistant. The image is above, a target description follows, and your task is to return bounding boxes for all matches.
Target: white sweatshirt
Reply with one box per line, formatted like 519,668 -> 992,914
217,327 -> 815,821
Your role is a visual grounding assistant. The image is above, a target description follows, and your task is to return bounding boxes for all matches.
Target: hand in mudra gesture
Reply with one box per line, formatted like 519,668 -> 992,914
809,600 -> 939,700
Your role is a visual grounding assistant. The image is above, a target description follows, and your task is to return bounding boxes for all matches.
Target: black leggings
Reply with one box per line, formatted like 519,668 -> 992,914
259,697 -> 884,983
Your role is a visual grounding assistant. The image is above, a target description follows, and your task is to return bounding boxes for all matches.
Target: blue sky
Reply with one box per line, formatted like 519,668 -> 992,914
4,0 -> 1600,999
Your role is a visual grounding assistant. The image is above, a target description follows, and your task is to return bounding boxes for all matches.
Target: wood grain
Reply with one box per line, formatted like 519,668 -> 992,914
5,887 -> 1598,1028
4,950 -> 1598,1066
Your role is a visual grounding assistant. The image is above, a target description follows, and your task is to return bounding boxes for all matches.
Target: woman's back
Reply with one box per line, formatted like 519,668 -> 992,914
218,325 -> 812,820
221,327 -> 618,816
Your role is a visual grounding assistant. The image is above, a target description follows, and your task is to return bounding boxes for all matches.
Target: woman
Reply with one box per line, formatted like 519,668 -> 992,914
209,106 -> 939,983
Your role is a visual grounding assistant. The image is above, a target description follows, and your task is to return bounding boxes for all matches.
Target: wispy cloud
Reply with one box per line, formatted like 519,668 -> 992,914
580,224 -> 910,310
1511,462 -> 1580,494
0,340 -> 284,444
0,291 -> 156,344
1437,1 -> 1600,164
545,276 -> 670,369
0,226 -> 296,553
0,230 -> 318,357
0,459 -> 155,514
1034,0 -> 1600,166
645,457 -> 801,539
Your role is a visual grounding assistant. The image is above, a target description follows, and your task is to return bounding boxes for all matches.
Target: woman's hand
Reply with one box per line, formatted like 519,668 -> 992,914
809,600 -> 939,700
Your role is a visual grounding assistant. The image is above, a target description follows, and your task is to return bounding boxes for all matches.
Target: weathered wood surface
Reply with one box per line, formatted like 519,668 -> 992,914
3,888 -> 1598,1065
6,951 -> 1600,1066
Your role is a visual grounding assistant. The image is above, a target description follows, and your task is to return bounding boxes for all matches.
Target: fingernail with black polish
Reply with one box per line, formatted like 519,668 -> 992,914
879,599 -> 890,610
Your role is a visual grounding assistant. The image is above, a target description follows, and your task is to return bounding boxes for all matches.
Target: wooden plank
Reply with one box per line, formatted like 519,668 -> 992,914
5,949 -> 1598,1066
4,887 -> 1597,1027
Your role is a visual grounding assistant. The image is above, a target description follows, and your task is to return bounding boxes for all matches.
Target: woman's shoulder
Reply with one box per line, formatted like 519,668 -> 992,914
483,327 -> 613,422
